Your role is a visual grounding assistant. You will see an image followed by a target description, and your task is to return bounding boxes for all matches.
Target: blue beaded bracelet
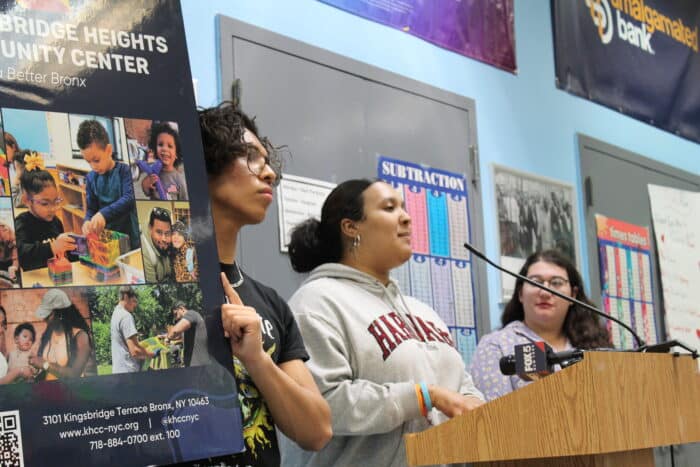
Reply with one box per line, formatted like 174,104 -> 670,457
419,382 -> 433,413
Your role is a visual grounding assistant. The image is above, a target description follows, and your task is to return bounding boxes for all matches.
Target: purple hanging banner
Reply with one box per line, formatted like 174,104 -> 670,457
319,0 -> 517,73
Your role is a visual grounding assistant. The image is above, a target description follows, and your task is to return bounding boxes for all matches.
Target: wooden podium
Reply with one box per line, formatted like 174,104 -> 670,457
404,352 -> 700,466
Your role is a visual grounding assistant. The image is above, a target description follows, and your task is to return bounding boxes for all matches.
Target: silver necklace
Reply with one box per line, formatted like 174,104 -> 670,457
231,262 -> 244,288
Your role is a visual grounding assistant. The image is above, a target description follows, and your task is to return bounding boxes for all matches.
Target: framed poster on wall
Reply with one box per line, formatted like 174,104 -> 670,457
492,164 -> 580,300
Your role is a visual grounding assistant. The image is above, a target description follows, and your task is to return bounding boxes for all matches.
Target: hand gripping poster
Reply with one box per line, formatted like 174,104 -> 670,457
0,1 -> 244,466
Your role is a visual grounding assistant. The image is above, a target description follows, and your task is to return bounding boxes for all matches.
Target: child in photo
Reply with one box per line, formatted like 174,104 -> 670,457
0,221 -> 18,285
11,153 -> 26,208
141,122 -> 188,200
8,322 -> 35,376
78,120 -> 140,250
15,153 -> 76,271
1,132 -> 19,197
170,221 -> 197,282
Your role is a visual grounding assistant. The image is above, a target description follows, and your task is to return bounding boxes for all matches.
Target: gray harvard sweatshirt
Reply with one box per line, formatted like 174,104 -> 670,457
279,263 -> 483,467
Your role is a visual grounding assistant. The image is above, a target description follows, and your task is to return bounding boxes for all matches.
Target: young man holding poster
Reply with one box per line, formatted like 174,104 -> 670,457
185,102 -> 331,467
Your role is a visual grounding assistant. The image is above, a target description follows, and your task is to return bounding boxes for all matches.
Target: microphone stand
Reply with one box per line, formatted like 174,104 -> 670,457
464,243 -> 698,359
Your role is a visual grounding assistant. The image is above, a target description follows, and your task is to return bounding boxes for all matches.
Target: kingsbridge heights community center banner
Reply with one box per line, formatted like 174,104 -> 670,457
0,1 -> 244,466
318,0 -> 516,72
552,0 -> 700,144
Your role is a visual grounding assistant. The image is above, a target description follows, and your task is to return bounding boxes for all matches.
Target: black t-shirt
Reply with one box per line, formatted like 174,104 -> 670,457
175,263 -> 308,467
15,211 -> 71,271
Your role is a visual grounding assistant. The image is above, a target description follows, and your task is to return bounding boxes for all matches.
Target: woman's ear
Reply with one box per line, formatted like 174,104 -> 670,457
339,218 -> 358,239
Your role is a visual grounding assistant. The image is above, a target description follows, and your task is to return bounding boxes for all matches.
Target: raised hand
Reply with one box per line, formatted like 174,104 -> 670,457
220,272 -> 265,367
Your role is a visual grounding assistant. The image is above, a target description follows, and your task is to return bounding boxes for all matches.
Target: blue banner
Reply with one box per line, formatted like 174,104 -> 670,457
552,0 -> 700,143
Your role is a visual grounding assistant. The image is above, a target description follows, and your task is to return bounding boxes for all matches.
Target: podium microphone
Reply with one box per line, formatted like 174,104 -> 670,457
500,343 -> 585,379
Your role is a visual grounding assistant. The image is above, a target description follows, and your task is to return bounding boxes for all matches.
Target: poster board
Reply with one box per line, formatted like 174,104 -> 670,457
648,184 -> 700,353
595,215 -> 658,348
0,1 -> 242,465
276,174 -> 335,253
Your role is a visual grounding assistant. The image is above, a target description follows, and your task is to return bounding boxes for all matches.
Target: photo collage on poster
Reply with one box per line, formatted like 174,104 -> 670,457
0,108 -> 205,382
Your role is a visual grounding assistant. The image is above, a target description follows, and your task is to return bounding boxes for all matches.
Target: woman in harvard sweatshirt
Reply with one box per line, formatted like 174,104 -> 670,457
280,179 -> 485,467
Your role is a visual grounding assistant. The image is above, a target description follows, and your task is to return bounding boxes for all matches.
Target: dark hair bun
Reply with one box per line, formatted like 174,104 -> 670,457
288,218 -> 327,273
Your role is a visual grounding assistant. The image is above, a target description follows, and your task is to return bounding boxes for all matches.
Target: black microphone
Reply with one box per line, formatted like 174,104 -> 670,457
463,242 -> 646,348
499,342 -> 585,379
514,341 -> 552,381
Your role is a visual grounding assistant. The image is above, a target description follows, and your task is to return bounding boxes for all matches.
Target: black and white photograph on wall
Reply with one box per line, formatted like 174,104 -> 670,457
493,164 -> 580,299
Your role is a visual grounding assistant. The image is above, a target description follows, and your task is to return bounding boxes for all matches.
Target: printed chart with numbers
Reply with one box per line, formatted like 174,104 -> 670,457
378,156 -> 478,366
595,215 -> 658,349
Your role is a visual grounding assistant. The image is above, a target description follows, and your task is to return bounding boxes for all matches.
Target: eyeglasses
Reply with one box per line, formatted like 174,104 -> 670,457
526,275 -> 570,290
29,197 -> 64,208
243,139 -> 283,187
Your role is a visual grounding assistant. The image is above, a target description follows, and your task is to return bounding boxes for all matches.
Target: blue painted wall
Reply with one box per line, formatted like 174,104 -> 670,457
181,0 -> 700,329
2,108 -> 50,154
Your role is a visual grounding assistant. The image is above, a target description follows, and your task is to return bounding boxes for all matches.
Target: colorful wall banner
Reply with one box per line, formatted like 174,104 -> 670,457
595,215 -> 658,349
319,0 -> 516,72
378,156 -> 479,366
0,1 -> 243,465
552,1 -> 700,144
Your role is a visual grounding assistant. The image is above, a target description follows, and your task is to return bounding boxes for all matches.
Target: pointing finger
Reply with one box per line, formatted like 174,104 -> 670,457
221,272 -> 243,306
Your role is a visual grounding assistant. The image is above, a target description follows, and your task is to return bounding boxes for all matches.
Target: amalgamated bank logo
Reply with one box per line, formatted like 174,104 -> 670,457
585,0 -> 654,54
585,0 -> 700,55
586,0 -> 613,44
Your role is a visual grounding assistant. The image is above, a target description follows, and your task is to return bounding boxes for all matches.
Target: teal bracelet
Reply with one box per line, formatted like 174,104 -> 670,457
419,382 -> 433,412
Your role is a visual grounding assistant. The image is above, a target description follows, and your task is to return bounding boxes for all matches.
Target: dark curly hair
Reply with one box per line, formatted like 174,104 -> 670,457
149,122 -> 183,168
197,101 -> 283,182
501,249 -> 611,349
288,179 -> 375,272
14,322 -> 36,342
76,120 -> 110,149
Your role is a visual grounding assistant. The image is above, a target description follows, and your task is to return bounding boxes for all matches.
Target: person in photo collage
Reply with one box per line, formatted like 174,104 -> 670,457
29,289 -> 97,380
15,153 -> 76,271
141,123 -> 189,201
77,119 -> 140,250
